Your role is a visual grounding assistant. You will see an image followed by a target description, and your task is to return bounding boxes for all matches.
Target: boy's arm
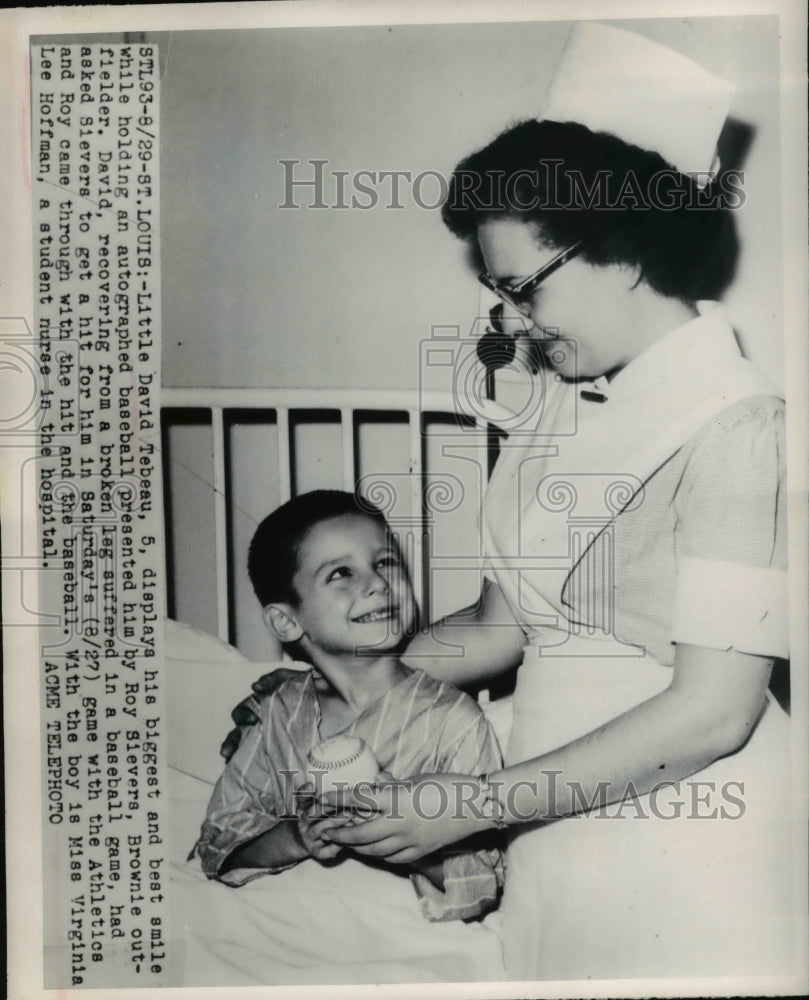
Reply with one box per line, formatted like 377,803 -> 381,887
198,715 -> 305,885
221,811 -> 348,872
408,853 -> 446,891
408,709 -> 505,921
220,818 -> 309,872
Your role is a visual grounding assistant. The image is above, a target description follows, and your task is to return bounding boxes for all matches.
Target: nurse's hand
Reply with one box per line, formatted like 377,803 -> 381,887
251,667 -> 315,698
219,697 -> 260,761
319,773 -> 490,864
219,668 -> 304,760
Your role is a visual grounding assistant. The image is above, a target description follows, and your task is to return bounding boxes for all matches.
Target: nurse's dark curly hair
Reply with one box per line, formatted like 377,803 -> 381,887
441,120 -> 740,302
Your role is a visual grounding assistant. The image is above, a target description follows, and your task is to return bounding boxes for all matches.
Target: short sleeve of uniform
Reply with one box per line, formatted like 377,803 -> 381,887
672,396 -> 788,658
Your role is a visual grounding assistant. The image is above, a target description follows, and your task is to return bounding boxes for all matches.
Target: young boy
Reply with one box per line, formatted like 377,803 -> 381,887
196,490 -> 504,923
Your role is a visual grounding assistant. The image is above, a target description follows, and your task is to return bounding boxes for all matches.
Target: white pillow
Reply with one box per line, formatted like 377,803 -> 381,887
165,617 -> 252,664
165,618 -> 307,784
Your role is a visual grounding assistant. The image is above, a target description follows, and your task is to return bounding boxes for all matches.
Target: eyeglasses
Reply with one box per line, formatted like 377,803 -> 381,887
478,241 -> 582,315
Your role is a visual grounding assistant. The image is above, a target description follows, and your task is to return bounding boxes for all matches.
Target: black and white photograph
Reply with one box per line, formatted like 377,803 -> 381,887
2,1 -> 808,997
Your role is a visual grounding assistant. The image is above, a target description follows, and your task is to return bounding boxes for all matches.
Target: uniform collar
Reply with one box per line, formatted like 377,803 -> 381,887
475,303 -> 750,429
584,301 -> 741,404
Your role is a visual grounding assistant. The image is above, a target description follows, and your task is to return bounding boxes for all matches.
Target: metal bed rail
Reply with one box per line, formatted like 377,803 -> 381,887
161,386 -> 487,646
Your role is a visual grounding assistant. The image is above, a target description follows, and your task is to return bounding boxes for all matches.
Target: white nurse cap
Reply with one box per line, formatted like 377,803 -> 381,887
543,22 -> 735,182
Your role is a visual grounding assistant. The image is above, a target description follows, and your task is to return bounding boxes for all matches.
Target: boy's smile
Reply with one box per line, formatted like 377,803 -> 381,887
289,513 -> 415,660
352,606 -> 399,624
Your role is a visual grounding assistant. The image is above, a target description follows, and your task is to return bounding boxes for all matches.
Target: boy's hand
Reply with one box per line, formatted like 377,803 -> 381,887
296,776 -> 392,859
319,772 -> 488,864
296,809 -> 351,861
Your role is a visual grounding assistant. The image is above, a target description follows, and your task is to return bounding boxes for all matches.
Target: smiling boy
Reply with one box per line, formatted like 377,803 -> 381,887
195,490 -> 503,922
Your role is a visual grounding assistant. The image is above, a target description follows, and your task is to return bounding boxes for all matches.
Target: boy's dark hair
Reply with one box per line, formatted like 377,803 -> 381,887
441,119 -> 739,302
247,489 -> 389,608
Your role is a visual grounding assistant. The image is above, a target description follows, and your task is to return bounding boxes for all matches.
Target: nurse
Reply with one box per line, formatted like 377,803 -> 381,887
325,23 -> 794,980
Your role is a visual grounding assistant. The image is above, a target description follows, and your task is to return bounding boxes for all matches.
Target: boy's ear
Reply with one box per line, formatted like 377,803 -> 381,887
263,603 -> 304,644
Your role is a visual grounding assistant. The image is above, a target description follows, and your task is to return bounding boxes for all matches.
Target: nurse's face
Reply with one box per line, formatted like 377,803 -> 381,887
477,218 -> 639,380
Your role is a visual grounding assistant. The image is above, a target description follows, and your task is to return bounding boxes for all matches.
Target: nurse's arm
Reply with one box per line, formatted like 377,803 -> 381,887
494,643 -> 774,821
401,577 -> 526,688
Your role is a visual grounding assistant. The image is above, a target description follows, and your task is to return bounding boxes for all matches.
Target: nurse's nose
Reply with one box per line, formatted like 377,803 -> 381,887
500,300 -> 534,336
477,302 -> 537,373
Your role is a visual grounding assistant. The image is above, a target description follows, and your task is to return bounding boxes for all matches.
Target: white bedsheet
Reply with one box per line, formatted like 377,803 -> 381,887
169,766 -> 505,986
165,620 -> 510,985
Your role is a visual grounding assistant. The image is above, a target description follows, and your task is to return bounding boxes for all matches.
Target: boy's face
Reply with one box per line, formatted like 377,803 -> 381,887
289,513 -> 416,657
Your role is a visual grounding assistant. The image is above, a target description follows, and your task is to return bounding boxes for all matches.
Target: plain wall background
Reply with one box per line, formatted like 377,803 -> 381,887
152,16 -> 784,657
155,16 -> 783,392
